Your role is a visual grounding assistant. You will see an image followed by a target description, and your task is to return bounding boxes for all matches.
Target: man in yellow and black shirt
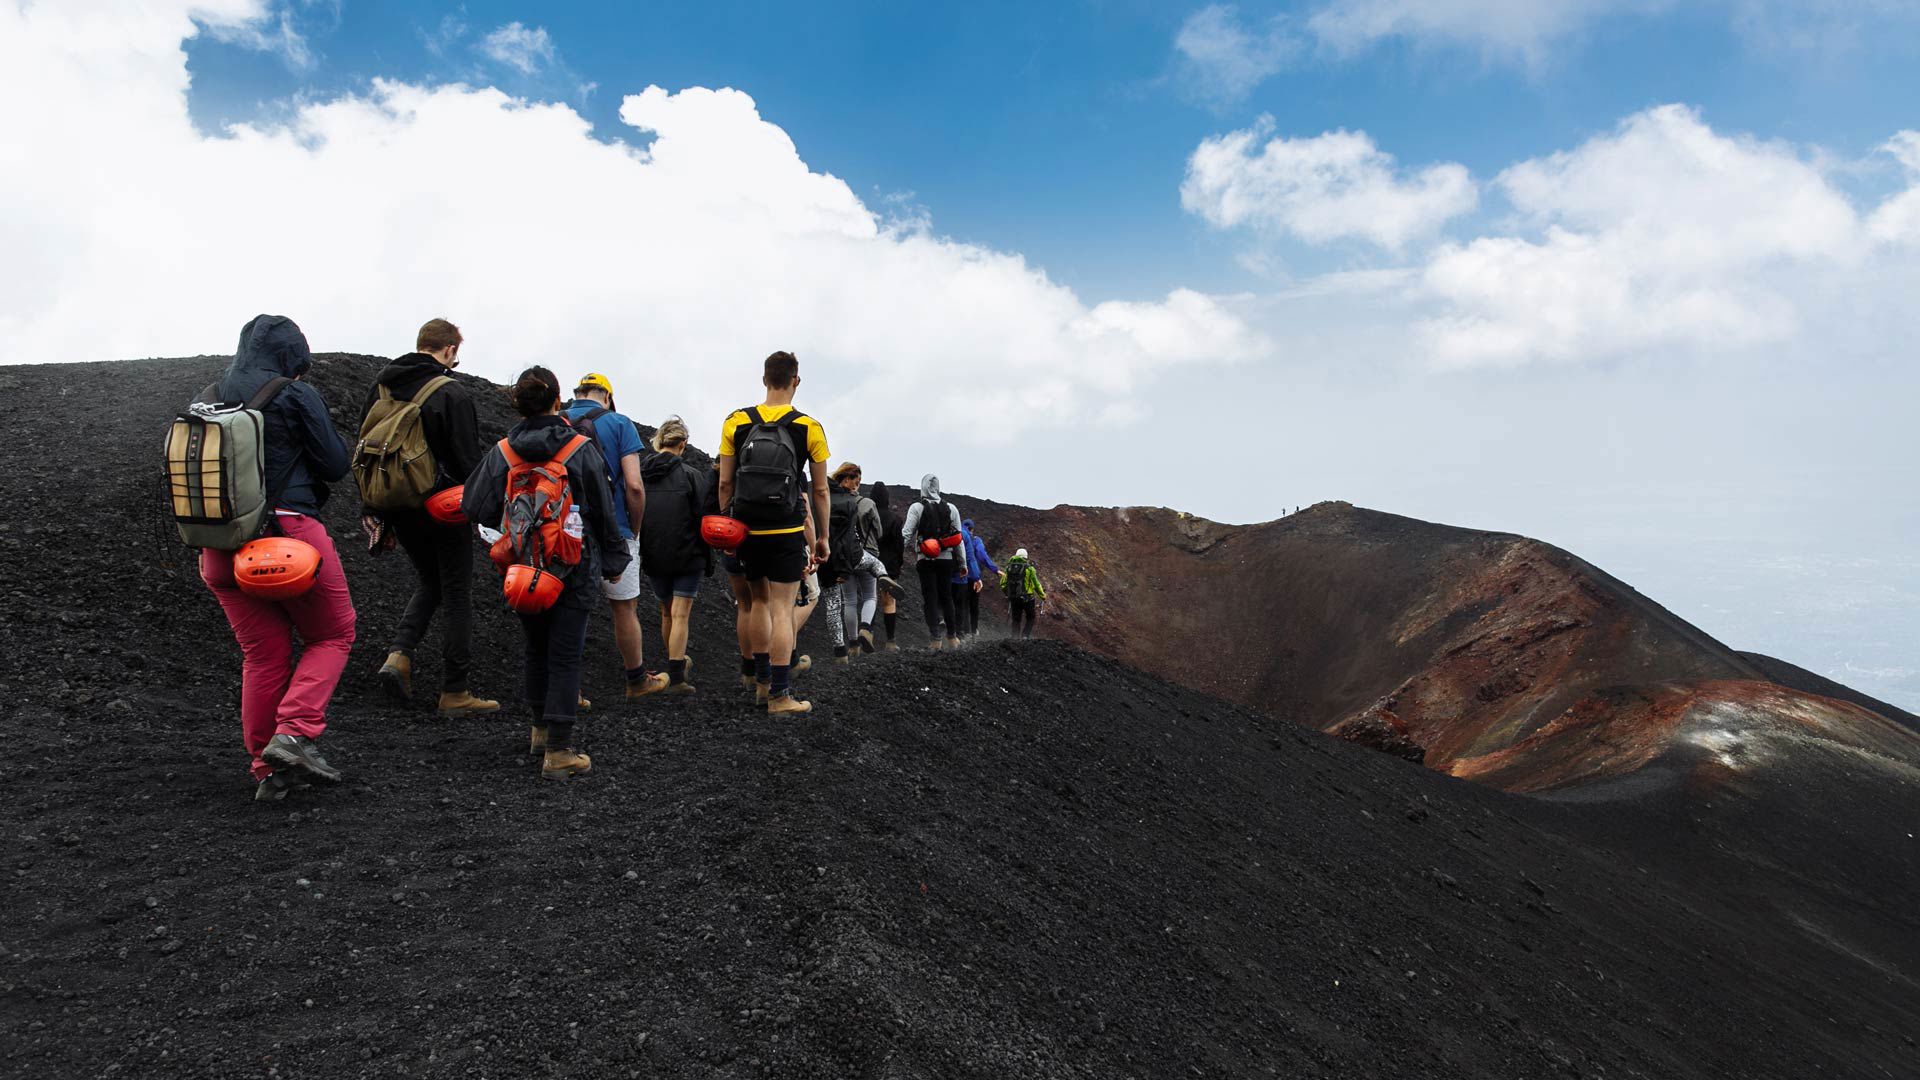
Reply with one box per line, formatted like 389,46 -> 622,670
716,351 -> 831,715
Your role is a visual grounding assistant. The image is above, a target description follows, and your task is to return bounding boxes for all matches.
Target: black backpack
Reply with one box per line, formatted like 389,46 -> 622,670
824,488 -> 862,576
731,407 -> 806,528
1005,558 -> 1036,601
568,405 -> 625,488
915,498 -> 951,544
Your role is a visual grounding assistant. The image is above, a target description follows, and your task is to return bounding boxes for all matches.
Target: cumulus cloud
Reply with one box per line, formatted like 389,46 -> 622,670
1182,120 -> 1476,250
478,21 -> 556,75
1868,131 -> 1920,245
1173,5 -> 1299,106
0,1 -> 1265,452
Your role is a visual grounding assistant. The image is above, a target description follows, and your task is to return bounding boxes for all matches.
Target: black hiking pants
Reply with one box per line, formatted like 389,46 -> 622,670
948,579 -> 977,636
917,560 -> 958,637
390,509 -> 474,692
519,579 -> 592,747
1010,598 -> 1037,638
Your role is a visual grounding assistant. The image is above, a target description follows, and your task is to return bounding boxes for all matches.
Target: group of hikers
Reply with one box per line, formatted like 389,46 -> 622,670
175,315 -> 1049,799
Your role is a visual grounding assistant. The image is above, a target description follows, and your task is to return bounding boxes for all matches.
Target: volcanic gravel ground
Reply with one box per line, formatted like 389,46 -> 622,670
2,356 -> 1916,1079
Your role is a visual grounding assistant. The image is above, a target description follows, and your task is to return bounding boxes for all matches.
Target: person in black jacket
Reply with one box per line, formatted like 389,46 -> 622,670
639,416 -> 709,693
868,482 -> 904,650
361,318 -> 497,719
461,367 -> 630,780
199,315 -> 357,800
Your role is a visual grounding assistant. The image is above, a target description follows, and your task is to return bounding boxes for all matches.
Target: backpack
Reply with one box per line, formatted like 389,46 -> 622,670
485,435 -> 589,579
824,488 -> 863,577
353,375 -> 453,511
915,498 -> 954,545
1005,558 -> 1036,601
731,407 -> 807,528
163,377 -> 293,550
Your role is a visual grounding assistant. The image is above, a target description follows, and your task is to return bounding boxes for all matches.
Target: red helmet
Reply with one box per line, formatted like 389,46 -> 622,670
919,537 -> 942,558
233,537 -> 322,601
700,514 -> 748,553
503,564 -> 565,613
425,486 -> 466,525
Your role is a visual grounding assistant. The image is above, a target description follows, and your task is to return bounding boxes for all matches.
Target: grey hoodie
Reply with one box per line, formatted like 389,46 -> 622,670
900,473 -> 968,566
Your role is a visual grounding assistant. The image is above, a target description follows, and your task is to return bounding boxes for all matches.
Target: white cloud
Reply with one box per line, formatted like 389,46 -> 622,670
1182,120 -> 1476,250
0,1 -> 1266,452
205,1 -> 316,71
478,21 -> 556,75
1173,5 -> 1299,106
1308,0 -> 1664,65
1868,131 -> 1920,245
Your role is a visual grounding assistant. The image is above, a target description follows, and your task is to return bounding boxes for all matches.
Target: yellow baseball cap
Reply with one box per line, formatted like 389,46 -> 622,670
575,372 -> 614,396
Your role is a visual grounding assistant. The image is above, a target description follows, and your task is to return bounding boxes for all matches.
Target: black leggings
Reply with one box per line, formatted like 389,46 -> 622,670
1010,598 -> 1036,638
917,560 -> 957,636
948,580 -> 979,635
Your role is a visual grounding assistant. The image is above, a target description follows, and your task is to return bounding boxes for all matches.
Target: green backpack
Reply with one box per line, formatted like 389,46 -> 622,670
353,376 -> 452,511
163,377 -> 292,551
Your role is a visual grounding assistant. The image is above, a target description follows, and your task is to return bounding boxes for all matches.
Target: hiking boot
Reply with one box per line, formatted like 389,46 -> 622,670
877,576 -> 902,596
541,747 -> 592,780
858,628 -> 876,654
791,655 -> 812,677
755,681 -> 770,706
261,734 -> 342,784
766,693 -> 813,716
626,672 -> 671,698
377,651 -> 411,702
833,654 -> 852,666
947,636 -> 963,650
883,642 -> 900,652
660,680 -> 697,696
740,673 -> 758,690
253,771 -> 311,802
928,637 -> 944,651
436,690 -> 500,719
577,696 -> 592,714
529,726 -> 547,755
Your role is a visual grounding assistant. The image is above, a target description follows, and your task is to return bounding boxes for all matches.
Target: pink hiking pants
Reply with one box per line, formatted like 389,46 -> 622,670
201,514 -> 356,780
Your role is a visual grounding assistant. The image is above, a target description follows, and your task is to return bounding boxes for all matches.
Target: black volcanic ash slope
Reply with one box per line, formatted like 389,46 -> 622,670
0,355 -> 1915,1080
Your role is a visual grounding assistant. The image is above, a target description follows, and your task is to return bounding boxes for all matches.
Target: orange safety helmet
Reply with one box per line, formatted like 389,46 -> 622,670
425,486 -> 467,525
700,514 -> 748,553
503,564 -> 565,613
918,537 -> 942,558
233,537 -> 323,601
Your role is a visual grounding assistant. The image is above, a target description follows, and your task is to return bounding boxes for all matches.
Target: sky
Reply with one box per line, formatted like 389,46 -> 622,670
2,0 -> 1916,707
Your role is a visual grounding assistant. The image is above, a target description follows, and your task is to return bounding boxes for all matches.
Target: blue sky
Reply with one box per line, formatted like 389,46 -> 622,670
182,1 -> 1920,299
5,0 -> 1918,707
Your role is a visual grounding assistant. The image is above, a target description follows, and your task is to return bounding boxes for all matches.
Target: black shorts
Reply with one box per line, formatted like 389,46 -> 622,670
737,531 -> 807,584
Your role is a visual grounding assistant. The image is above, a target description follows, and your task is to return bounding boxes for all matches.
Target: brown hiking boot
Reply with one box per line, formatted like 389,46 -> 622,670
541,747 -> 591,780
377,651 -> 411,702
858,629 -> 876,653
661,680 -> 697,696
740,673 -> 758,690
626,672 -> 670,698
766,694 -> 813,716
928,638 -> 944,651
437,690 -> 500,719
833,653 -> 852,666
577,696 -> 592,713
791,655 -> 812,676
529,726 -> 547,755
883,642 -> 900,652
755,681 -> 770,705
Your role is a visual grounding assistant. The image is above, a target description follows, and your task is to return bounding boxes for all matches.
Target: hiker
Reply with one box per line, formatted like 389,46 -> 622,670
821,462 -> 893,663
638,416 -> 707,694
196,315 -> 356,800
359,318 -> 496,719
900,474 -> 967,648
462,366 -> 629,779
563,373 -> 669,698
715,351 -> 831,713
868,482 -> 904,650
1001,547 -> 1046,638
959,518 -> 999,637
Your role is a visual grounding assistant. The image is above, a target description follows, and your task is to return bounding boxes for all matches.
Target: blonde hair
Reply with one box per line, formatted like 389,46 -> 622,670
651,415 -> 689,452
830,461 -> 862,486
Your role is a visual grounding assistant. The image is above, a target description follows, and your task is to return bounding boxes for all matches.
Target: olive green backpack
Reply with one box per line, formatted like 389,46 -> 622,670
353,376 -> 452,511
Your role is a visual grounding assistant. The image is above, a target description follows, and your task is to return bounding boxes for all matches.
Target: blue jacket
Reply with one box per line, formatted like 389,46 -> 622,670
951,519 -> 991,584
214,315 -> 351,517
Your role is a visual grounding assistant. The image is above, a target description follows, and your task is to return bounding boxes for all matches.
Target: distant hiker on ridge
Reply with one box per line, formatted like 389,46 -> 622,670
565,373 -> 670,699
1001,547 -> 1045,639
462,366 -> 630,779
715,351 -> 831,714
954,517 -> 997,639
195,315 -> 356,801
901,474 -> 966,648
358,317 -> 498,720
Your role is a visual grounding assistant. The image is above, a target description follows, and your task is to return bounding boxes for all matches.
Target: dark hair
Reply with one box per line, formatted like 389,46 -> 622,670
509,366 -> 561,417
868,481 -> 890,509
417,318 -> 463,353
763,351 -> 799,389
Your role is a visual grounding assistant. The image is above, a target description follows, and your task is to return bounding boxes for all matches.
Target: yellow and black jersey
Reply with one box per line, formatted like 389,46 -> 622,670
718,404 -> 829,535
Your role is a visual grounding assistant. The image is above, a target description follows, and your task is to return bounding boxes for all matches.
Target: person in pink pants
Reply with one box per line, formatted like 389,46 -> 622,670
201,513 -> 356,784
200,315 -> 358,800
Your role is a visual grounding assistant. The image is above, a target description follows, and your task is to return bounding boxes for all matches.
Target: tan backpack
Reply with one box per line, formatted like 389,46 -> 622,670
353,375 -> 453,511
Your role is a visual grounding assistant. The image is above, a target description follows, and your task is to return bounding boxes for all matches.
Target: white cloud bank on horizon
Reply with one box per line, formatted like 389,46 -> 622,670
1187,105 -> 1920,370
0,1 -> 1267,450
